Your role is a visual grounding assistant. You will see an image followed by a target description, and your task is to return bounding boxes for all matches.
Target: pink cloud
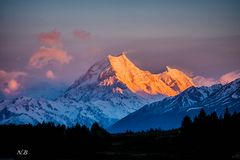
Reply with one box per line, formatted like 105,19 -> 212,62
29,47 -> 72,68
0,69 -> 26,94
46,70 -> 56,79
73,29 -> 91,40
4,79 -> 20,94
38,29 -> 61,46
219,70 -> 240,84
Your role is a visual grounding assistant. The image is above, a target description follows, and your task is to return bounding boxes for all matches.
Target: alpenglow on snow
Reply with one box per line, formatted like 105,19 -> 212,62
0,53 -> 195,128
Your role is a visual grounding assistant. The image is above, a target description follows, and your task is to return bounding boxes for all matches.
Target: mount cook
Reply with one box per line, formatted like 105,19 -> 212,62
0,53 -> 194,127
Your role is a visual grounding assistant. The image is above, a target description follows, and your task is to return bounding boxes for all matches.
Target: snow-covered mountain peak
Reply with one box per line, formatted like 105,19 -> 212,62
108,53 -> 141,74
69,53 -> 194,97
108,54 -> 195,96
107,53 -> 164,95
159,66 -> 195,93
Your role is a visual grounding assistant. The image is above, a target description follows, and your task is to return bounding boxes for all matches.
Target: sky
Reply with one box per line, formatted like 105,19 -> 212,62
0,0 -> 240,96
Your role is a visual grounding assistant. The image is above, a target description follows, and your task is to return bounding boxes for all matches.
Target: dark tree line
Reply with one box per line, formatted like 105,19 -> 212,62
0,108 -> 240,160
0,122 -> 110,159
181,108 -> 240,159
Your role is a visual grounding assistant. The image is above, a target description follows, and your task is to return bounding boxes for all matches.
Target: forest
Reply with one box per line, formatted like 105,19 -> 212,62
0,108 -> 240,160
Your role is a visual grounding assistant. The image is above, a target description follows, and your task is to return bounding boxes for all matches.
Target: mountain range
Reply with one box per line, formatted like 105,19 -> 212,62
0,53 -> 239,132
109,78 -> 240,132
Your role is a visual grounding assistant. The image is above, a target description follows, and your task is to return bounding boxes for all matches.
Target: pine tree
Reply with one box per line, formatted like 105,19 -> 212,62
181,116 -> 192,129
224,107 -> 231,121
